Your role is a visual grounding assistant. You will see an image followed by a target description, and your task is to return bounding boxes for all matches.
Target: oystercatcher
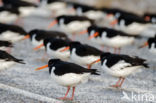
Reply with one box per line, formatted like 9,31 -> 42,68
139,35 -> 156,54
0,23 -> 27,42
143,13 -> 156,24
35,59 -> 99,100
90,52 -> 148,88
60,41 -> 103,69
68,2 -> 104,20
0,6 -> 20,23
34,38 -> 71,61
0,50 -> 25,71
80,25 -> 136,53
48,15 -> 94,34
23,29 -> 69,49
0,40 -> 13,53
111,15 -> 156,37
1,0 -> 38,17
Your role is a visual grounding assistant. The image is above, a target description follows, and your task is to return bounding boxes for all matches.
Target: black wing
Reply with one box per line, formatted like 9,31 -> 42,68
54,62 -> 99,76
0,50 -> 25,64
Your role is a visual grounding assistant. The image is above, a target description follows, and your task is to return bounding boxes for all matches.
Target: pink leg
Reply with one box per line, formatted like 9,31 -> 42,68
58,87 -> 70,100
118,78 -> 125,87
111,77 -> 122,88
68,87 -> 75,100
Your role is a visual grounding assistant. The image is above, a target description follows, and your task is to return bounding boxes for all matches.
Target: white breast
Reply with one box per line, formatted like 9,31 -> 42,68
19,7 -> 36,17
31,34 -> 44,49
101,34 -> 135,48
62,21 -> 91,33
84,10 -> 104,20
0,60 -> 15,71
70,48 -> 100,66
0,31 -> 24,42
149,43 -> 156,54
0,11 -> 18,23
46,43 -> 70,61
51,67 -> 90,87
47,2 -> 66,11
101,60 -> 142,77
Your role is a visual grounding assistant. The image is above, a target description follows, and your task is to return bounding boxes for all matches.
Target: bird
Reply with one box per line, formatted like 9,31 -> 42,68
1,0 -> 38,17
0,23 -> 27,42
0,50 -> 25,71
68,2 -> 104,20
34,38 -> 71,61
0,40 -> 13,53
80,25 -> 136,53
90,52 -> 148,88
60,41 -> 103,69
111,14 -> 156,37
139,35 -> 156,54
47,15 -> 94,34
23,29 -> 69,49
143,13 -> 156,24
0,6 -> 20,23
35,59 -> 99,100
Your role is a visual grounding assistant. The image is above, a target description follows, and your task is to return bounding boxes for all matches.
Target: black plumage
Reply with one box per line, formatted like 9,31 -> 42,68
0,50 -> 25,64
48,59 -> 99,76
2,0 -> 37,8
100,52 -> 148,68
148,36 -> 156,49
28,29 -> 69,41
0,40 -> 13,47
69,41 -> 103,56
0,6 -> 20,15
56,15 -> 94,25
0,23 -> 27,35
44,38 -> 70,51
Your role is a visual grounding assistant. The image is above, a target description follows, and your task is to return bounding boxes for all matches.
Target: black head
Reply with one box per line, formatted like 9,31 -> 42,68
28,29 -> 40,39
87,25 -> 98,36
69,41 -> 81,51
100,52 -> 111,60
148,36 -> 156,48
48,59 -> 61,74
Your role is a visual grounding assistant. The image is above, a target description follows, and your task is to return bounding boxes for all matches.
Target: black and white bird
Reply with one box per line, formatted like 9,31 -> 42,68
48,15 -> 94,34
60,41 -> 103,69
0,23 -> 27,42
87,25 -> 136,53
39,0 -> 68,17
143,13 -> 156,24
0,50 -> 25,71
91,52 -> 148,88
0,40 -> 13,53
112,15 -> 156,37
1,0 -> 38,17
0,6 -> 20,23
34,38 -> 71,61
139,35 -> 156,54
25,29 -> 69,49
68,2 -> 104,20
35,59 -> 99,100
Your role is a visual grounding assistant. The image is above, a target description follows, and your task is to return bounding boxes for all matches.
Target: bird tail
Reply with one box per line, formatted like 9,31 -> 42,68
89,69 -> 100,75
15,59 -> 25,64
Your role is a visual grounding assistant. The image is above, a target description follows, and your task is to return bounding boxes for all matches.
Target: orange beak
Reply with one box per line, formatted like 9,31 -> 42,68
106,13 -> 114,19
33,43 -> 44,50
22,34 -> 30,40
139,42 -> 148,48
60,46 -> 70,52
35,64 -> 48,71
88,32 -> 99,39
110,19 -> 118,26
89,58 -> 101,66
48,20 -> 58,29
78,30 -> 88,35
145,16 -> 150,21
